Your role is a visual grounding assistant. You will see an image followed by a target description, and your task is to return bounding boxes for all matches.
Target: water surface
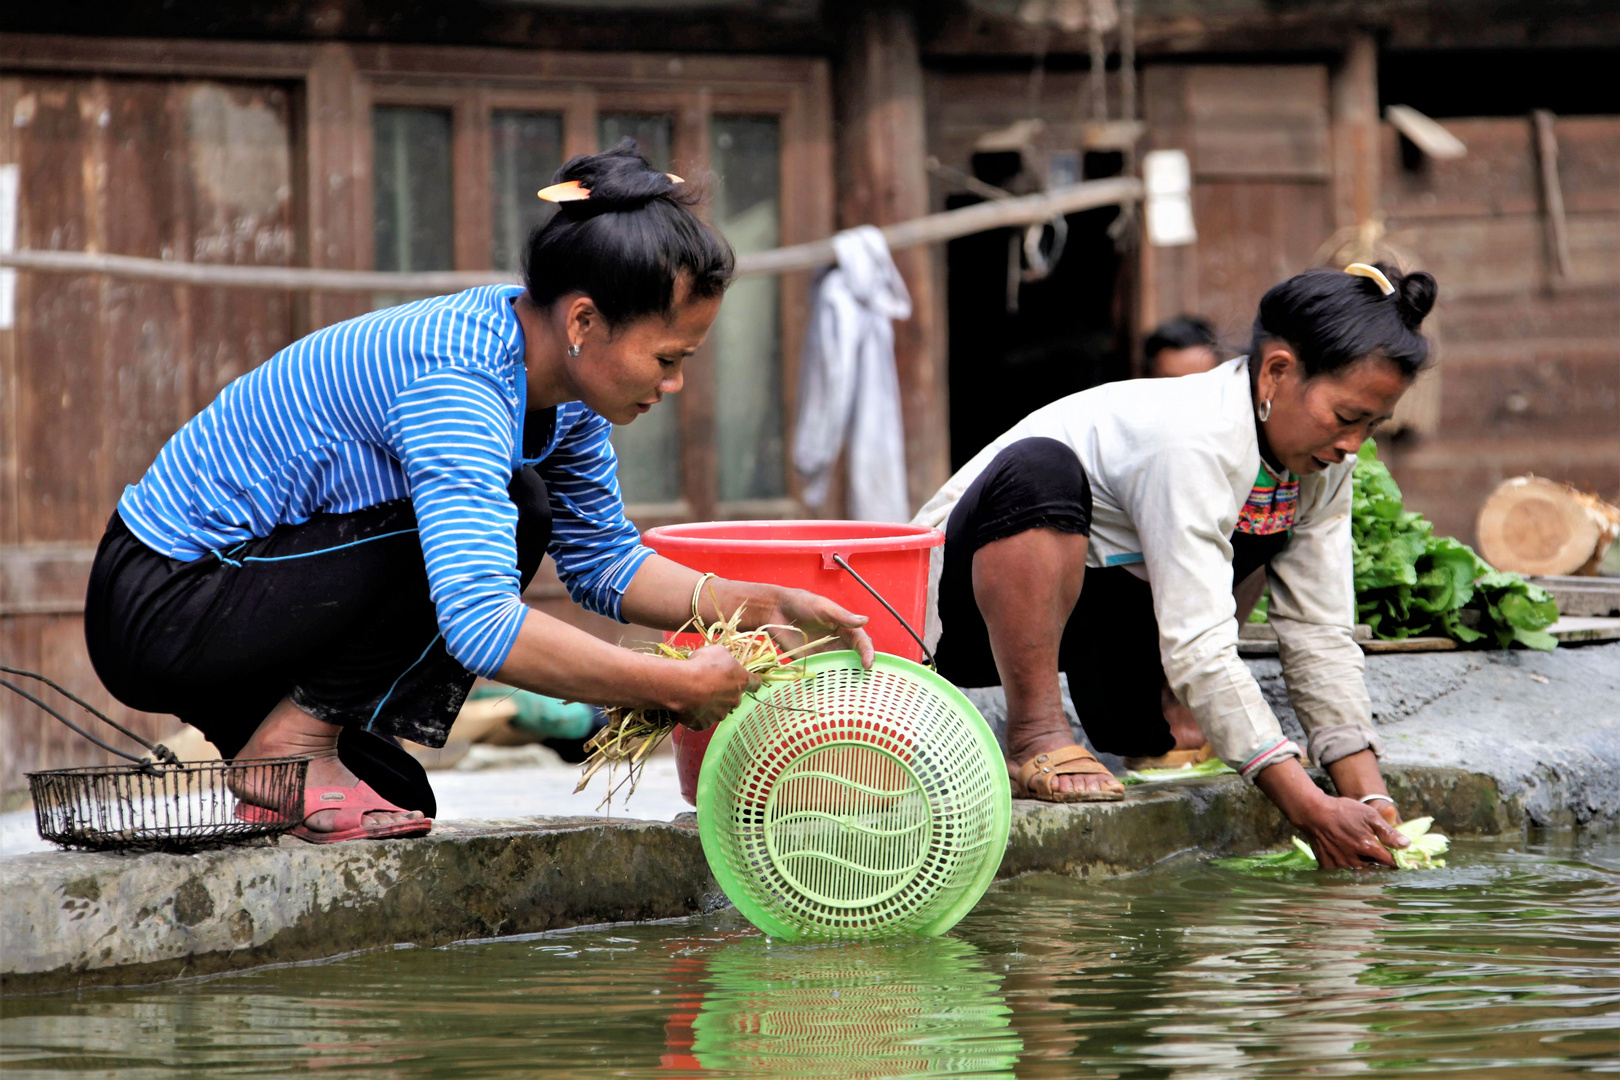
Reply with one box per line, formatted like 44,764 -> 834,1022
4,829 -> 1617,1078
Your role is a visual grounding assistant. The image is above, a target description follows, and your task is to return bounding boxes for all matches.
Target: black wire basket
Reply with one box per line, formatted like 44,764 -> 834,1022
5,665 -> 308,853
29,757 -> 308,853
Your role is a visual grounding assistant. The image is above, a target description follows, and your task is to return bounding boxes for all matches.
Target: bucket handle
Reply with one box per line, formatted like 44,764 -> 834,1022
827,554 -> 936,668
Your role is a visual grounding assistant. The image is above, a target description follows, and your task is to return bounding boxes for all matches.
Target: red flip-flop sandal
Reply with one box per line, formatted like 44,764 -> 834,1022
236,781 -> 432,843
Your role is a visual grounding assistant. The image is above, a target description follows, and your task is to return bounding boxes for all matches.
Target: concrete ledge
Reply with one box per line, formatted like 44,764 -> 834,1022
1,764 -> 1517,996
1,816 -> 722,996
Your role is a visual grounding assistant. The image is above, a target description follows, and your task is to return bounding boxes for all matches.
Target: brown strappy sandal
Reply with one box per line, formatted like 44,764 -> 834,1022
1012,745 -> 1125,803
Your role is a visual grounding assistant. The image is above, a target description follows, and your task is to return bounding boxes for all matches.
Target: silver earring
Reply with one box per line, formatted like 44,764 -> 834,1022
567,343 -> 580,357
1257,399 -> 1272,422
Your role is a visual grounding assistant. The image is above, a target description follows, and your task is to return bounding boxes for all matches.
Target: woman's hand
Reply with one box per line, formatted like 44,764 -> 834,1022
1325,747 -> 1403,826
762,588 -> 876,669
620,557 -> 873,669
667,644 -> 760,732
1255,756 -> 1409,869
1296,796 -> 1408,869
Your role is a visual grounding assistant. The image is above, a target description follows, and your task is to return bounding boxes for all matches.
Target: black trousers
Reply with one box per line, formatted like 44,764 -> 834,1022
934,437 -> 1286,759
84,468 -> 553,814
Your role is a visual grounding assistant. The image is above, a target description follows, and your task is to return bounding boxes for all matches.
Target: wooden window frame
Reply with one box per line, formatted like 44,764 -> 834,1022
0,35 -> 833,529
356,49 -> 830,529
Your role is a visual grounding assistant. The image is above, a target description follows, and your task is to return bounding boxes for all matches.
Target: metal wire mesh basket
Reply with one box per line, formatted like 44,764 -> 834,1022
5,665 -> 308,853
29,757 -> 308,853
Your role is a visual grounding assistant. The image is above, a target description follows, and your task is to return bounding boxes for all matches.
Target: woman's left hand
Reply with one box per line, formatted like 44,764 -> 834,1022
765,588 -> 875,669
1325,748 -> 1402,826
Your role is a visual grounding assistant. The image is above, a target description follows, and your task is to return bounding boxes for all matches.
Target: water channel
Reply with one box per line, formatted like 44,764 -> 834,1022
5,827 -> 1617,1077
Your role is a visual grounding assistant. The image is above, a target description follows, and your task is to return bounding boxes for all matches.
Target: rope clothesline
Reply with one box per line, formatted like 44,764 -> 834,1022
0,177 -> 1142,293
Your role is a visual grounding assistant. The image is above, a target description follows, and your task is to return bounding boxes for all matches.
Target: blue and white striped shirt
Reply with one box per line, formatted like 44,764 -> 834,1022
117,285 -> 653,678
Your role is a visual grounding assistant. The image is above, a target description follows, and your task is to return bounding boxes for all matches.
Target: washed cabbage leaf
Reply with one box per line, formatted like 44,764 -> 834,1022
1213,817 -> 1450,872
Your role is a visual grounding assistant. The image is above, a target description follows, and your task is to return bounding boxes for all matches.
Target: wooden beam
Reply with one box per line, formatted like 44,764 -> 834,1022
1532,109 -> 1575,281
0,177 -> 1142,290
0,250 -> 510,292
303,43 -> 371,328
1386,104 -> 1468,161
739,177 -> 1143,275
1331,32 -> 1380,231
833,3 -> 942,516
0,33 -> 315,78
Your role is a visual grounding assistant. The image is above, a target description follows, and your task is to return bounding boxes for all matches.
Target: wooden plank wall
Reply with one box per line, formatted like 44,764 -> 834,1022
0,76 -> 299,795
1380,115 -> 1620,545
1140,64 -> 1336,351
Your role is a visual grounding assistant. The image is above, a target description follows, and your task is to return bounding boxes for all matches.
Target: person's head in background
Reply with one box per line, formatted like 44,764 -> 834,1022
1144,315 -> 1221,378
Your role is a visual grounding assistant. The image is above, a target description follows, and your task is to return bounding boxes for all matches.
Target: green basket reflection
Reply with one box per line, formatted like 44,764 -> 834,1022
686,936 -> 1022,1078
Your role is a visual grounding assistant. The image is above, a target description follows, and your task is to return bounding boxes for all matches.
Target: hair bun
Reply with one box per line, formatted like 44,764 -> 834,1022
554,138 -> 681,214
1393,268 -> 1437,328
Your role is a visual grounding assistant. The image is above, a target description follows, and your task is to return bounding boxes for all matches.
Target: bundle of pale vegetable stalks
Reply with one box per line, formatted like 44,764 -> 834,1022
574,603 -> 833,807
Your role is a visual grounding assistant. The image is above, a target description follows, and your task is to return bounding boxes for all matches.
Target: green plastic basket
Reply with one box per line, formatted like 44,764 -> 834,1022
696,650 -> 1011,941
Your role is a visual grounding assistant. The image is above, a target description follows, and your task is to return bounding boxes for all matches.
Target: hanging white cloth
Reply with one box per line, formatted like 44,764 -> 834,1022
792,225 -> 912,522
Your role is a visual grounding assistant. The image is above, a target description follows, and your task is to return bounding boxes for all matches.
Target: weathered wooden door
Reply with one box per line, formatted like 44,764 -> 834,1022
1140,64 -> 1336,350
0,76 -> 297,793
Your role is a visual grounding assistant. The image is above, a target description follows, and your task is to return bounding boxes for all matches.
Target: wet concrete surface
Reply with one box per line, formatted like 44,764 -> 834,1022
0,762 -> 1526,995
967,643 -> 1620,827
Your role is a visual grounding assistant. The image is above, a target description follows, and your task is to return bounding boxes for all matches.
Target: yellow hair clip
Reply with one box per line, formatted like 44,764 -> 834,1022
537,180 -> 590,202
1344,262 -> 1396,296
537,174 -> 685,203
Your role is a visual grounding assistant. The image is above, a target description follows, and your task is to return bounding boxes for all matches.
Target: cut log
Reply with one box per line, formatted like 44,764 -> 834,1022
1476,475 -> 1620,576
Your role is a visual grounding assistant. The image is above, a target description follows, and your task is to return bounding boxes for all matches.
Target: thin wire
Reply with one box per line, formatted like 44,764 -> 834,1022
0,665 -> 178,763
0,678 -> 149,765
830,555 -> 935,668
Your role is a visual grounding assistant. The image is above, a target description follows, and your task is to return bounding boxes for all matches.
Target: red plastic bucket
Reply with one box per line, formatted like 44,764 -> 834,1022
644,520 -> 944,805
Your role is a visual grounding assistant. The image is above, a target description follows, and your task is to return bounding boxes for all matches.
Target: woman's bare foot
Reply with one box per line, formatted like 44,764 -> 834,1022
1161,683 -> 1208,751
235,698 -> 424,833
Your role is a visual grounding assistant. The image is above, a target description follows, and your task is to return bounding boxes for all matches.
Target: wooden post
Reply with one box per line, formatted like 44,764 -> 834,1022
832,1 -> 947,514
1532,109 -> 1574,281
1138,64 -> 1194,350
1331,32 -> 1379,235
301,44 -> 370,331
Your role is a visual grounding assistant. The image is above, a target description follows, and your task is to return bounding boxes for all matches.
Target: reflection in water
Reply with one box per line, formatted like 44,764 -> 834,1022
677,937 -> 1019,1078
1,830 -> 1617,1078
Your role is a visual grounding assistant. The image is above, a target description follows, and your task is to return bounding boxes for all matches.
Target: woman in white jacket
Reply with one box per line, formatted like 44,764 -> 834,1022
914,263 -> 1435,868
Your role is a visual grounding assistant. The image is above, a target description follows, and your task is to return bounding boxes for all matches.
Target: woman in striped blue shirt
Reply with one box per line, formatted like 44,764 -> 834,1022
85,143 -> 872,843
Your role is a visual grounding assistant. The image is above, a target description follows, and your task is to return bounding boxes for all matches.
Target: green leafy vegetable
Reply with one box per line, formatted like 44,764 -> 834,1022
1351,441 -> 1559,649
1212,837 -> 1319,872
1123,757 -> 1238,785
1388,816 -> 1449,870
1212,817 -> 1450,873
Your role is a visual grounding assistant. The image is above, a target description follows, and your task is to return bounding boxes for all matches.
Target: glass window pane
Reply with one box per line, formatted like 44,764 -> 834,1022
611,396 -> 682,506
372,107 -> 453,273
490,110 -> 563,273
711,116 -> 783,503
601,113 -> 680,504
598,114 -> 672,171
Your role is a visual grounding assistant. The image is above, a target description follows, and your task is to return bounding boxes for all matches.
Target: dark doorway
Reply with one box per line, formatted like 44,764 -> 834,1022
945,198 -> 1126,471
